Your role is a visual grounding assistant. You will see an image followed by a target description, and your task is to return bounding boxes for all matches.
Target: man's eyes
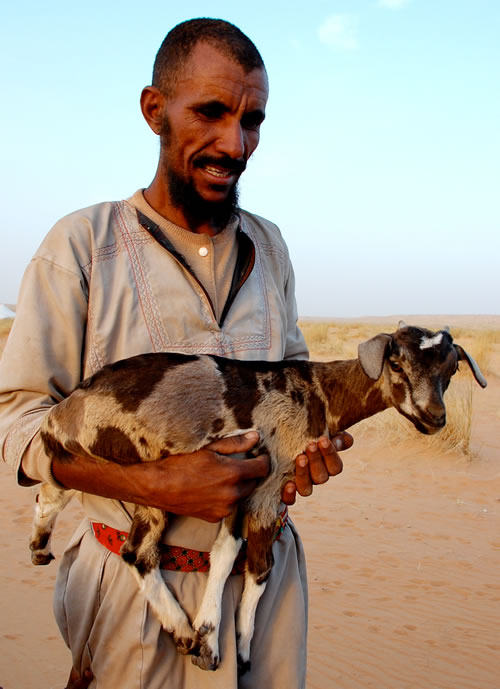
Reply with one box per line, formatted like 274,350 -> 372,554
241,113 -> 264,131
196,104 -> 264,130
197,104 -> 226,119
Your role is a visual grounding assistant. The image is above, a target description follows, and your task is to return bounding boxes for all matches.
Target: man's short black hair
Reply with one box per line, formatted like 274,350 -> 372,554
152,18 -> 265,97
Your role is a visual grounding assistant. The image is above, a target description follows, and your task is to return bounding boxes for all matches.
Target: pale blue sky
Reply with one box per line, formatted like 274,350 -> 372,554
1,0 -> 499,317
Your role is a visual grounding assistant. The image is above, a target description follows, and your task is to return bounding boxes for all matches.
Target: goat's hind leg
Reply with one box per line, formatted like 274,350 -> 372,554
236,513 -> 276,676
30,483 -> 75,565
120,505 -> 197,656
191,508 -> 244,671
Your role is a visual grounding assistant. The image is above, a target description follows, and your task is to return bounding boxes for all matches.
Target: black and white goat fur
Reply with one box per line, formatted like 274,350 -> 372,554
30,323 -> 486,673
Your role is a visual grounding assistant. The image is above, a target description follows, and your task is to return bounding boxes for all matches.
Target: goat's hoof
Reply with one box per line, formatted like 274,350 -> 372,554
237,653 -> 251,676
191,650 -> 219,672
30,551 -> 55,566
173,633 -> 199,656
190,621 -> 219,670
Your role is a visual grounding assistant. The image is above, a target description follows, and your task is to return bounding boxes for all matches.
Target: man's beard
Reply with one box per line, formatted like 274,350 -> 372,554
165,161 -> 240,231
159,117 -> 241,231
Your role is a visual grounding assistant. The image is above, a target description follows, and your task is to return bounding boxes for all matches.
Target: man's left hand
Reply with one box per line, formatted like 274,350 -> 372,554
281,432 -> 353,505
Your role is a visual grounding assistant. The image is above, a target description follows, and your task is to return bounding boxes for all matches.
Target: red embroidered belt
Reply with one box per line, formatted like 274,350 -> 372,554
91,507 -> 289,574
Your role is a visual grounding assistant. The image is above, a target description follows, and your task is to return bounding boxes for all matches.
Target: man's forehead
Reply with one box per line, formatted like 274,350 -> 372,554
175,42 -> 269,103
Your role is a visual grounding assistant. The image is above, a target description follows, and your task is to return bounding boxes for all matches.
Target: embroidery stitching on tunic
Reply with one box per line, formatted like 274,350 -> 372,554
114,202 -> 167,352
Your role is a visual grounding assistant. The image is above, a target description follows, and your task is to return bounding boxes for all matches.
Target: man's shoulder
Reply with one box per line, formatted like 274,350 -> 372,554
45,197 -> 138,245
239,209 -> 288,252
35,198 -> 134,268
54,199 -> 118,232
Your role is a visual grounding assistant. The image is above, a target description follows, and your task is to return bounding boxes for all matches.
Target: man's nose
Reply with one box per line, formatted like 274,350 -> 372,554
216,120 -> 245,160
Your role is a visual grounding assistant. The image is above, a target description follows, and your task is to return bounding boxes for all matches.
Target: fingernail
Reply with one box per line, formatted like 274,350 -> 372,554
298,455 -> 308,468
334,437 -> 343,451
320,437 -> 329,448
308,442 -> 317,452
244,431 -> 259,440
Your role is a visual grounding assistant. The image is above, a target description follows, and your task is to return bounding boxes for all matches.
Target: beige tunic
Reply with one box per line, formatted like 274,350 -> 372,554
0,194 -> 309,688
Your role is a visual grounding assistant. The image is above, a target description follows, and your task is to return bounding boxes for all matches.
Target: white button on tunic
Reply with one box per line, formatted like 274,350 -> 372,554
198,247 -> 209,257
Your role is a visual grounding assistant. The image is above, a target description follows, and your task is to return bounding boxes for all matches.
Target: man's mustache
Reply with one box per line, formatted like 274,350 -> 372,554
194,155 -> 246,175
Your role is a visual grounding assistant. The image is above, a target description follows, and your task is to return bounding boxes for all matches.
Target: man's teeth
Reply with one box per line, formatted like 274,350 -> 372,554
205,166 -> 231,178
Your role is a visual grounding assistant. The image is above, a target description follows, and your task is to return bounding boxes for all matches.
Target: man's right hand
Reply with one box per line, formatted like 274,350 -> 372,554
52,431 -> 269,523
140,431 -> 270,521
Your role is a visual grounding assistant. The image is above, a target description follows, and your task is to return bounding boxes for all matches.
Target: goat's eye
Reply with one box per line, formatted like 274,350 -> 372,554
389,360 -> 402,373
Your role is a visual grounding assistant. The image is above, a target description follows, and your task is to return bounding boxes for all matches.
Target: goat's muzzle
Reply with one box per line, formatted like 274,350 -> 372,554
413,410 -> 447,435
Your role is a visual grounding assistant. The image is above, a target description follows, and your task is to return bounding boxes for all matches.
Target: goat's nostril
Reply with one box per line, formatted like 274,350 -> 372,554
420,406 -> 446,427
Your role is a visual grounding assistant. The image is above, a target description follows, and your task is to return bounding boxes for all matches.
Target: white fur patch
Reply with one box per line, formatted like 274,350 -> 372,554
236,574 -> 268,664
192,522 -> 243,665
139,568 -> 193,639
30,485 -> 76,559
420,333 -> 443,350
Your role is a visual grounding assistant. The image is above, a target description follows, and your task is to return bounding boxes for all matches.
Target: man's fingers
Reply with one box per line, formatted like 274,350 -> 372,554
318,436 -> 344,476
236,453 -> 270,480
292,433 -> 352,499
305,441 -> 329,484
205,431 -> 259,455
333,431 -> 354,452
205,431 -> 270,480
295,453 -> 313,496
281,480 -> 297,505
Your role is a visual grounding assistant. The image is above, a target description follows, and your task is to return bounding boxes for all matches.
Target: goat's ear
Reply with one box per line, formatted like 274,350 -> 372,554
454,345 -> 487,388
398,320 -> 407,330
358,334 -> 392,380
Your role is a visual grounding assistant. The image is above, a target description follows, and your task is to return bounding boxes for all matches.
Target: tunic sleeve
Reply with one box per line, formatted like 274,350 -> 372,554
282,257 -> 309,362
0,245 -> 88,486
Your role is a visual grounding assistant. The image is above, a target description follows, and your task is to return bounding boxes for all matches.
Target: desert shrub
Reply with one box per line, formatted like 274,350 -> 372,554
451,328 -> 499,377
298,321 -> 334,351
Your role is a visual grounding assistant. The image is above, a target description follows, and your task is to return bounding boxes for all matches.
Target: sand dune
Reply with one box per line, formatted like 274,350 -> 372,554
0,318 -> 499,688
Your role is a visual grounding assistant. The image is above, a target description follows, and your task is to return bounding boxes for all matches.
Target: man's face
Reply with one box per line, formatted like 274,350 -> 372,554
159,42 -> 268,226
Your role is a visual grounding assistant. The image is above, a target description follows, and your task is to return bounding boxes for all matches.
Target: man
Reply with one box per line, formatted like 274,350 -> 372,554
0,19 -> 350,689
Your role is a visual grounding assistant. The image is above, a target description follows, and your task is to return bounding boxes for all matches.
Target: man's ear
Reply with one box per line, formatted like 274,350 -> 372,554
140,86 -> 166,135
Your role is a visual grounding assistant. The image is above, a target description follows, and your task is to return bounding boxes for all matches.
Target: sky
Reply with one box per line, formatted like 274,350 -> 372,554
1,0 -> 499,318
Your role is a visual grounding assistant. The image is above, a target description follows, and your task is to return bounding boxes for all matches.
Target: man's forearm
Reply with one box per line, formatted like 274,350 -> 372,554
52,454 -> 155,505
51,434 -> 270,522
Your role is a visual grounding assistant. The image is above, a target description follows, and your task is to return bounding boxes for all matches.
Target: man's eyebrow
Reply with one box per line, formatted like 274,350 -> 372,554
192,100 -> 266,122
192,99 -> 230,113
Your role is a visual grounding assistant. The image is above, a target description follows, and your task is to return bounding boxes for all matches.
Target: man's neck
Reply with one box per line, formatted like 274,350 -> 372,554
143,183 -> 223,237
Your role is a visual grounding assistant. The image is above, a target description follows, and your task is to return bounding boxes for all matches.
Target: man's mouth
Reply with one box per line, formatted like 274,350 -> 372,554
195,156 -> 246,182
204,165 -> 235,180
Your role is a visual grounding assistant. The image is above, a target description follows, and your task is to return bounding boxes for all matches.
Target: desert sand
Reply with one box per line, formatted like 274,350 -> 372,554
0,317 -> 499,689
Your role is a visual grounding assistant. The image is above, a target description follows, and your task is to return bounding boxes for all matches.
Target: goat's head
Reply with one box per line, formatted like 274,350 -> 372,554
358,322 -> 487,435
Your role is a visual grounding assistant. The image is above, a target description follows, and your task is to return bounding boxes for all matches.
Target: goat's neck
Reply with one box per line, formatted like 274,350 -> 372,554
315,359 -> 390,433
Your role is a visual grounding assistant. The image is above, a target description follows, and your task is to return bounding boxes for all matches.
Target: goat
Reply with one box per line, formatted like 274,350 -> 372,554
29,323 -> 486,673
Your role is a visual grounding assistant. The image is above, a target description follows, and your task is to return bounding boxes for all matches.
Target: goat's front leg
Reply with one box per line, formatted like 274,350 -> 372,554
30,483 -> 76,565
120,505 -> 197,656
236,513 -> 276,676
191,508 -> 244,671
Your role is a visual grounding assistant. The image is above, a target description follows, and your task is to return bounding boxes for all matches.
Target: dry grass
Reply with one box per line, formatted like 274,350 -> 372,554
0,318 -> 13,357
298,321 -> 334,350
0,318 -> 13,337
448,328 -> 500,376
301,320 -> 493,456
